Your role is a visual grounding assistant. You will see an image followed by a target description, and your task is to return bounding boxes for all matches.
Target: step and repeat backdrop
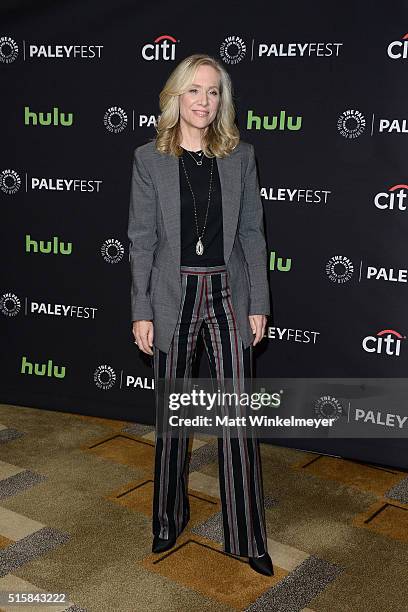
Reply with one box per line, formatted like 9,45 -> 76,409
1,2 -> 407,467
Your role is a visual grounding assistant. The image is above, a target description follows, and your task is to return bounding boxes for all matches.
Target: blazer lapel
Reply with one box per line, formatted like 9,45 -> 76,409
155,150 -> 241,268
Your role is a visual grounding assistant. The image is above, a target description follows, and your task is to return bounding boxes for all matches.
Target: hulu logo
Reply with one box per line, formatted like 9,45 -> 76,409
269,251 -> 292,271
247,109 -> 302,131
21,356 -> 66,378
25,235 -> 72,255
24,106 -> 73,126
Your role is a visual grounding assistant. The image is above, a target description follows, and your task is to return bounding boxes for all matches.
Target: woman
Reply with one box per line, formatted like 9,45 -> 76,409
127,54 -> 273,576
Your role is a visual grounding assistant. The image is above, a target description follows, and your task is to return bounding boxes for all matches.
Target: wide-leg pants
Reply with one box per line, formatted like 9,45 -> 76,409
152,264 -> 268,558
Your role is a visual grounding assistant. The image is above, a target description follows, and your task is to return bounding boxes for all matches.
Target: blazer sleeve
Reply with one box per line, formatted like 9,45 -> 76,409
127,147 -> 158,322
238,143 -> 270,316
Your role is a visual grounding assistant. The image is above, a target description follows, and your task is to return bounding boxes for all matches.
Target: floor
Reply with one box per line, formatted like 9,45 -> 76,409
0,402 -> 407,611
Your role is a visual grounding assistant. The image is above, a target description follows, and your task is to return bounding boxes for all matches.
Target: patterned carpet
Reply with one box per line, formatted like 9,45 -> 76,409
0,402 -> 407,611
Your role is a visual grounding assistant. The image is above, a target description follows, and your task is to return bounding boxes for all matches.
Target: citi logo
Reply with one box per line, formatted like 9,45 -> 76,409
24,105 -> 73,126
387,32 -> 408,59
141,35 -> 178,61
247,109 -> 302,131
374,184 -> 408,212
25,234 -> 72,255
362,329 -> 405,357
21,356 -> 66,378
269,251 -> 291,272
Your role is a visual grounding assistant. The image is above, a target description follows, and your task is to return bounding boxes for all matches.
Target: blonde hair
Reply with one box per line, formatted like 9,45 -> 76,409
152,53 -> 240,158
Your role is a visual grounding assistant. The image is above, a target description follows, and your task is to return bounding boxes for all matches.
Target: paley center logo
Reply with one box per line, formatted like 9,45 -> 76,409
338,108 -> 408,137
102,106 -> 162,133
0,169 -> 21,194
387,32 -> 408,59
141,34 -> 178,61
220,35 -> 247,64
326,255 -> 354,283
104,106 -> 128,133
0,292 -> 21,316
362,329 -> 405,357
0,36 -> 18,63
326,254 -> 407,285
0,35 -> 102,61
374,183 -> 408,212
219,35 -> 343,63
102,238 -> 124,263
94,365 -> 117,390
0,291 -> 98,319
2,170 -> 102,194
314,395 -> 344,422
337,109 -> 366,138
94,364 -> 154,391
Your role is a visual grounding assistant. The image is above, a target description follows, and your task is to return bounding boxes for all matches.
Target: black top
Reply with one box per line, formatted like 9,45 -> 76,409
179,147 -> 224,266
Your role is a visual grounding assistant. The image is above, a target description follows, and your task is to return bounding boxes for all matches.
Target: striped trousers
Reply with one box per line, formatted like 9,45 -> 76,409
152,264 -> 268,558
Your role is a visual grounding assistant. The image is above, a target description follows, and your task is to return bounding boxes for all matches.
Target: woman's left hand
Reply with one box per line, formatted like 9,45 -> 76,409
249,314 -> 267,346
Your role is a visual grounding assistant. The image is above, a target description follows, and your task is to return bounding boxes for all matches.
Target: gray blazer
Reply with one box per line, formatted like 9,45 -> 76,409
127,139 -> 270,354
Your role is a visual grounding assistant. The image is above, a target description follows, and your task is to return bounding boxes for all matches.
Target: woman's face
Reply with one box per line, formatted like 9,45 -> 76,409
179,64 -> 221,133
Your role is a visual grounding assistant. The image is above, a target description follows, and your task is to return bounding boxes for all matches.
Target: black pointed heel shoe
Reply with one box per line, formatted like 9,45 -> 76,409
152,533 -> 177,554
248,551 -> 274,576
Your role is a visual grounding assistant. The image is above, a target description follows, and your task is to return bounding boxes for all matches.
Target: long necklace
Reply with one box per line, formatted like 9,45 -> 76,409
180,153 -> 214,256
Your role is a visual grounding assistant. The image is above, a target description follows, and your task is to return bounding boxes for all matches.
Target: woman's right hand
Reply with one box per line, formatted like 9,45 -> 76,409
132,320 -> 154,355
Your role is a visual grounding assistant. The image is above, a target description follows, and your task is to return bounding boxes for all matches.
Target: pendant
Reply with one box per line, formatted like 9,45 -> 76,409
196,238 -> 204,255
